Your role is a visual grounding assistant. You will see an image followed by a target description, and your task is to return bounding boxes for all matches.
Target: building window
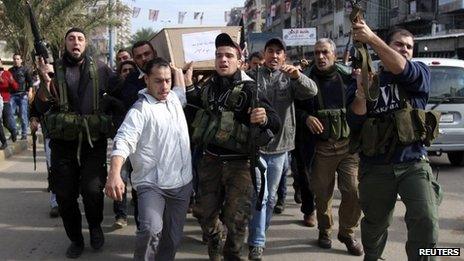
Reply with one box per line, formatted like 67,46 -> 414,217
338,25 -> 343,38
311,2 -> 318,20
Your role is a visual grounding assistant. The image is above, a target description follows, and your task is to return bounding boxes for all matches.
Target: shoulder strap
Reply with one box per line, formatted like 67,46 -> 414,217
396,84 -> 411,108
55,61 -> 69,112
225,83 -> 244,109
89,58 -> 99,113
314,72 -> 346,110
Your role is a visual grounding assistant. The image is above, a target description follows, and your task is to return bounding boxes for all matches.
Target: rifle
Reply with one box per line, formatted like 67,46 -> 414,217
349,0 -> 379,101
249,67 -> 267,211
26,1 -> 53,170
26,1 -> 54,65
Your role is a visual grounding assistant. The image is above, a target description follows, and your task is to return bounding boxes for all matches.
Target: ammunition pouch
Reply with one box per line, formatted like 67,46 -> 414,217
191,108 -> 250,153
44,112 -> 114,141
356,106 -> 440,157
394,106 -> 440,146
316,108 -> 350,141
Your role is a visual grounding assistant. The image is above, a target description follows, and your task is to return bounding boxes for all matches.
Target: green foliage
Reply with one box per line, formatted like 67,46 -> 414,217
0,0 -> 130,62
130,27 -> 158,47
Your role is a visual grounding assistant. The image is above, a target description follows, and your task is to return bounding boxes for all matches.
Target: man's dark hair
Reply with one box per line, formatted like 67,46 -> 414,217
117,48 -> 129,55
144,57 -> 170,75
131,40 -> 157,57
385,27 -> 414,45
117,60 -> 137,75
249,51 -> 263,61
13,53 -> 21,58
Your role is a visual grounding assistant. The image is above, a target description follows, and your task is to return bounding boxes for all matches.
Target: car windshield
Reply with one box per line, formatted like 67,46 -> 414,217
429,66 -> 464,101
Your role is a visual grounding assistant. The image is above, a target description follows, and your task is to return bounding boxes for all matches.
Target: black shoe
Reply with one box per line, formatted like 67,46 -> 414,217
0,143 -> 7,150
318,232 -> 332,249
89,226 -> 104,250
20,135 -> 27,140
273,199 -> 285,214
65,241 -> 84,258
11,134 -> 17,143
49,206 -> 59,218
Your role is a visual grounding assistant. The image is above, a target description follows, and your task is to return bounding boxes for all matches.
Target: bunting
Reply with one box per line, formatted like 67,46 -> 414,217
194,12 -> 203,20
132,7 -> 141,18
178,11 -> 187,24
149,9 -> 160,21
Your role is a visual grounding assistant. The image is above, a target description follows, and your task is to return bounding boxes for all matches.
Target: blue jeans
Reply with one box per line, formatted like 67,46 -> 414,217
248,152 -> 288,247
2,102 -> 17,138
10,93 -> 28,136
276,153 -> 290,202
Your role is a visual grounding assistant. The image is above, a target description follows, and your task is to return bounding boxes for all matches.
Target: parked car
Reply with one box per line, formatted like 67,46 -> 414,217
412,58 -> 464,166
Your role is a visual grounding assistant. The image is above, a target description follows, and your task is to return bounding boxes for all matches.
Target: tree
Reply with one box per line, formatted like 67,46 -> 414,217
129,27 -> 158,46
0,0 -> 130,63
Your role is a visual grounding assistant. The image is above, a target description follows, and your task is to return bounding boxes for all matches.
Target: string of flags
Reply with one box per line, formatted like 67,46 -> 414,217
131,7 -> 208,24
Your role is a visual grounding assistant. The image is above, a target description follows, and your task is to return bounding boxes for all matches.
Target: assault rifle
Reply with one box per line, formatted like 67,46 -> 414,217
26,1 -> 54,65
349,0 -> 379,101
249,67 -> 269,211
26,1 -> 53,170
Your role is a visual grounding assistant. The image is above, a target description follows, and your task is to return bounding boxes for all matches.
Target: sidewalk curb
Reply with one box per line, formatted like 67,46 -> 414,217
0,133 -> 44,162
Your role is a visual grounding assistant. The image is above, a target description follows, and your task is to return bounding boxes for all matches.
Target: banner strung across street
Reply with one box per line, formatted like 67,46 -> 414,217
282,28 -> 317,46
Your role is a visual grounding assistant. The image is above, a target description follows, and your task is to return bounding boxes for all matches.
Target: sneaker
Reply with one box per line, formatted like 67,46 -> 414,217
89,226 -> 104,250
273,199 -> 285,214
248,246 -> 264,260
20,135 -> 27,140
65,241 -> 84,258
318,232 -> 332,249
303,211 -> 316,227
113,217 -> 127,229
338,234 -> 364,256
49,206 -> 59,218
0,143 -> 7,150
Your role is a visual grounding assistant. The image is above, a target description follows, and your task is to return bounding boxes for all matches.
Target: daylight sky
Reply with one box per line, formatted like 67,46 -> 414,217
123,0 -> 245,34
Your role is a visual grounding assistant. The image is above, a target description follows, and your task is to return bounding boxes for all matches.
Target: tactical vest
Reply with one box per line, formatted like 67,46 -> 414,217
314,73 -> 350,141
43,59 -> 114,163
352,85 -> 440,160
191,82 -> 250,153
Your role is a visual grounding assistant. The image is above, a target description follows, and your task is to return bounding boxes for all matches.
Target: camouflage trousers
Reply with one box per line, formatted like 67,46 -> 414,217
193,155 -> 253,260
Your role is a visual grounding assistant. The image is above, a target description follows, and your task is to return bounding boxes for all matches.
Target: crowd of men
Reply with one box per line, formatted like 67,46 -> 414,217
15,15 -> 442,261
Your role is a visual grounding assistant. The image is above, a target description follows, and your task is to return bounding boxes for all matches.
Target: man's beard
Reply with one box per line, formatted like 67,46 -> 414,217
63,49 -> 86,66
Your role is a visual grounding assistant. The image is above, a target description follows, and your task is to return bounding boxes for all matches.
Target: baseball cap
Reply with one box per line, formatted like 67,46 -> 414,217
215,33 -> 242,59
265,37 -> 286,51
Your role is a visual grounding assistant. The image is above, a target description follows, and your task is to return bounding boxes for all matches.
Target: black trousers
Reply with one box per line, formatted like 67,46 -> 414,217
50,138 -> 107,243
293,140 -> 316,215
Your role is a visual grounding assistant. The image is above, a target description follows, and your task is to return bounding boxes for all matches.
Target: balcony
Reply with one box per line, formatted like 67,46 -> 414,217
439,0 -> 464,13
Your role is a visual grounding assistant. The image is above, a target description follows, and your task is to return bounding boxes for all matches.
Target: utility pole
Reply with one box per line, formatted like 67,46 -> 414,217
431,0 -> 439,36
108,0 -> 115,68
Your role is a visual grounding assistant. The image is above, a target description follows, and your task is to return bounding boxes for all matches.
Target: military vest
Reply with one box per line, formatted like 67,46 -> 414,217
352,85 -> 440,160
314,72 -> 350,141
191,82 -> 250,153
43,59 -> 114,162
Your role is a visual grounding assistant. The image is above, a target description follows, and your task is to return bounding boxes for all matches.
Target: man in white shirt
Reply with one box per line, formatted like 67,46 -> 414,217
105,57 -> 192,260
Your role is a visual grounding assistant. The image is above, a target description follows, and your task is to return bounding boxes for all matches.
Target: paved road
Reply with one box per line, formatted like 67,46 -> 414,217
0,144 -> 463,260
